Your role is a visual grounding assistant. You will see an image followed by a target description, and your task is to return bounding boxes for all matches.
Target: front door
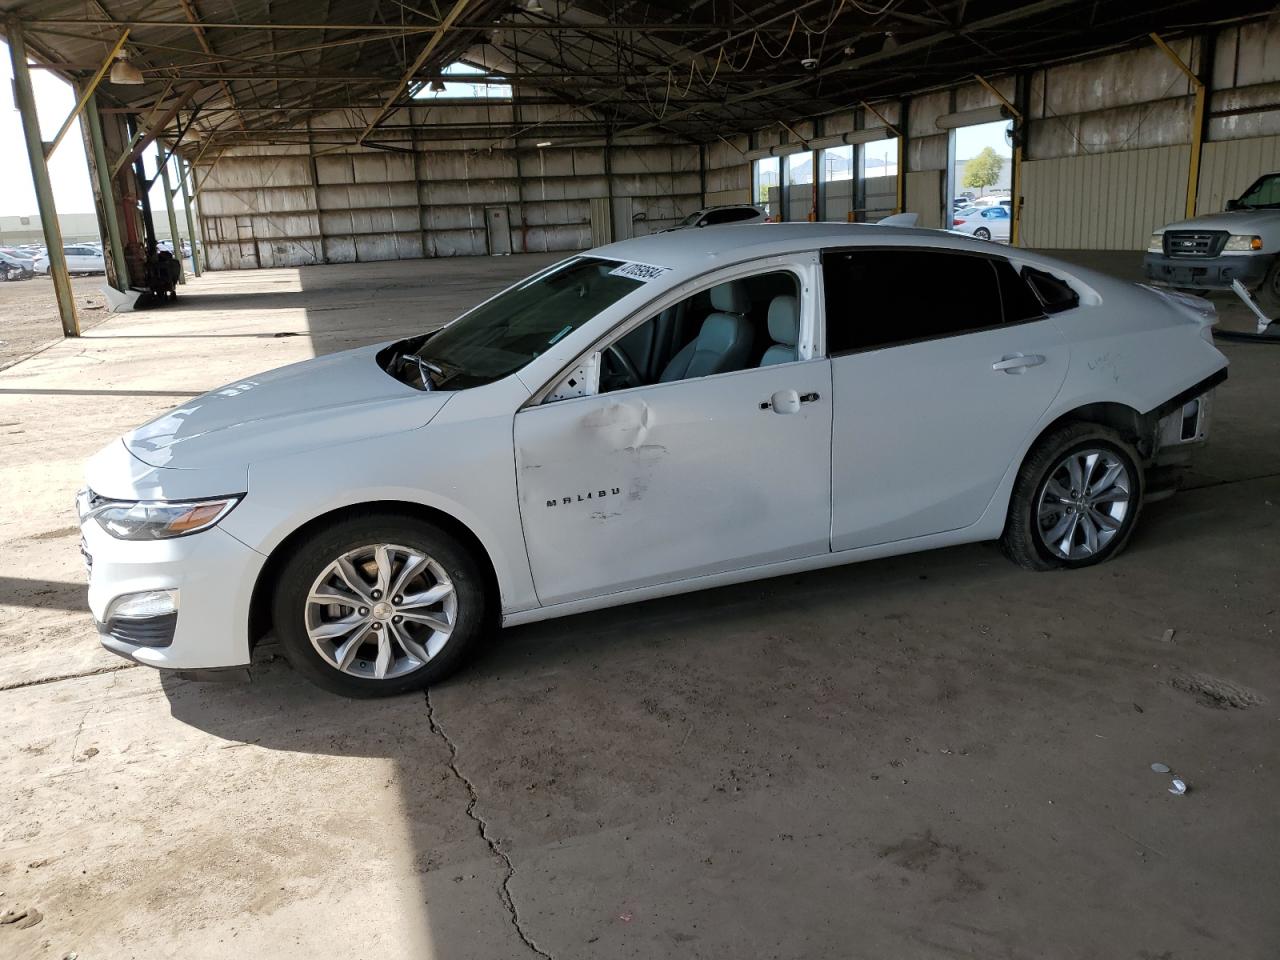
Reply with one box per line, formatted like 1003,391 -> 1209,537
823,247 -> 1069,551
514,263 -> 832,606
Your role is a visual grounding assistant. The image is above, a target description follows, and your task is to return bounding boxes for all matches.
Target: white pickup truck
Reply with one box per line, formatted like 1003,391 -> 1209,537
1144,172 -> 1280,315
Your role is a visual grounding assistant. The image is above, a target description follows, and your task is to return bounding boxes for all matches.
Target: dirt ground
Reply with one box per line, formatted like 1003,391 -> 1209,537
0,276 -> 111,372
0,255 -> 1277,959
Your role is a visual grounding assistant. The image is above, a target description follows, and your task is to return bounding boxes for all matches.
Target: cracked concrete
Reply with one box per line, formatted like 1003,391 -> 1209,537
427,690 -> 554,960
1,256 -> 1278,959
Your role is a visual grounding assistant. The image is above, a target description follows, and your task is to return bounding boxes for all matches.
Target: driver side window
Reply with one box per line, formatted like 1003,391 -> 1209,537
597,270 -> 802,394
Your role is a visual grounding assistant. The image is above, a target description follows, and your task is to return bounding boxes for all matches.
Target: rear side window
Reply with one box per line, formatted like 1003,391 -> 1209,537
1022,267 -> 1080,314
823,249 -> 1005,354
994,259 -> 1047,324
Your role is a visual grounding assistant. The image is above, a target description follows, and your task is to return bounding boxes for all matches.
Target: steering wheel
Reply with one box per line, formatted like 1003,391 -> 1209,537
605,344 -> 643,389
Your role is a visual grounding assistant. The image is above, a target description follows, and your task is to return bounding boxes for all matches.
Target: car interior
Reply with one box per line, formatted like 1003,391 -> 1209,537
599,270 -> 801,393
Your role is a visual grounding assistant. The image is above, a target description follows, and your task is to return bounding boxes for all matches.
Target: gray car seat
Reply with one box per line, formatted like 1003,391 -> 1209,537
759,294 -> 798,365
659,282 -> 753,382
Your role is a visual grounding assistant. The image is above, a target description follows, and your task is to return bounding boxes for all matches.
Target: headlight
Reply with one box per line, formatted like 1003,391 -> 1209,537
85,495 -> 241,540
1223,234 -> 1264,252
1147,232 -> 1164,253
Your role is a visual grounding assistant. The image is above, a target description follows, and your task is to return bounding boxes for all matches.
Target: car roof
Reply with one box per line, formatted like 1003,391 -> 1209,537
590,221 -> 1004,268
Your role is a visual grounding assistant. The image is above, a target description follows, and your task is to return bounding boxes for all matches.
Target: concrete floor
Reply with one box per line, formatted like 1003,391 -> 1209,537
1,255 -> 1278,959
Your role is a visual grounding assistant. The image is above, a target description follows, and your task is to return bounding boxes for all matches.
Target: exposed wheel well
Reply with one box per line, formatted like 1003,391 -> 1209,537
247,501 -> 500,649
1032,402 -> 1156,461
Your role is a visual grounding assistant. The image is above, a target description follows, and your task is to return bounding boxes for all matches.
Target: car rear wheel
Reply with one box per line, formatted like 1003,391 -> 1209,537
1001,423 -> 1143,571
271,512 -> 492,697
974,227 -> 991,240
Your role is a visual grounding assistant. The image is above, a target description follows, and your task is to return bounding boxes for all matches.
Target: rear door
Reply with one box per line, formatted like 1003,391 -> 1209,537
826,247 -> 1068,550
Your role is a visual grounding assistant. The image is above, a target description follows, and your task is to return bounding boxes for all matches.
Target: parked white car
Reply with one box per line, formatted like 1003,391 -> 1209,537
35,244 -> 106,276
664,204 -> 768,231
79,223 -> 1226,696
953,205 -> 1011,242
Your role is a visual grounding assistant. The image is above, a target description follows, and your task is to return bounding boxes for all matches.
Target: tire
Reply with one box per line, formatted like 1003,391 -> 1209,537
271,511 -> 493,697
1253,257 -> 1280,317
973,227 -> 991,240
1000,422 -> 1144,571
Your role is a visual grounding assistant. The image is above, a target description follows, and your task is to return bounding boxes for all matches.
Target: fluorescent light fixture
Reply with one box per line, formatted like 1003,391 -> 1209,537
536,140 -> 552,147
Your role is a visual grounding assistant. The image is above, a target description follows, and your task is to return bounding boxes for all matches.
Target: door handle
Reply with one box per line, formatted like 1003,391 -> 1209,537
992,353 -> 1046,373
760,390 -> 820,413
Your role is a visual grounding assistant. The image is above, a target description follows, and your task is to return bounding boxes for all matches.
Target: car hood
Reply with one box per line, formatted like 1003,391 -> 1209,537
125,343 -> 451,470
1159,210 -> 1280,233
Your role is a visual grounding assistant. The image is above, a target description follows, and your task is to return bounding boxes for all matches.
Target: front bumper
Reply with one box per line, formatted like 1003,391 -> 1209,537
80,518 -> 264,671
1143,252 -> 1272,290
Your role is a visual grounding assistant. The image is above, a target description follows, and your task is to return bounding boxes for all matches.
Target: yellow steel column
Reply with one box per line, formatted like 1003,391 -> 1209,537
1151,33 -> 1206,219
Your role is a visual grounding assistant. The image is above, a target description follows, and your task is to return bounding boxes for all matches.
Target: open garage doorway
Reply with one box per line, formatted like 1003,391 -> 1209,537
948,120 -> 1013,244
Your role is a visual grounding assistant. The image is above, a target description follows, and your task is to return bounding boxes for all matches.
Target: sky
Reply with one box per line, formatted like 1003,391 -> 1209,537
955,119 -> 1013,161
0,40 -> 96,216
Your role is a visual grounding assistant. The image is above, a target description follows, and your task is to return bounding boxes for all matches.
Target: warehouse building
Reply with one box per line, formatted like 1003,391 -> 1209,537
1,2 -> 1278,958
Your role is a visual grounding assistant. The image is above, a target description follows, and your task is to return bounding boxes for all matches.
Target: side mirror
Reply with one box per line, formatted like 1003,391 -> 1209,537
1226,198 -> 1241,211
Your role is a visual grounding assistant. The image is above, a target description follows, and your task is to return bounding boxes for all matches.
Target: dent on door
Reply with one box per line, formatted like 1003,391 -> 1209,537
514,362 -> 833,605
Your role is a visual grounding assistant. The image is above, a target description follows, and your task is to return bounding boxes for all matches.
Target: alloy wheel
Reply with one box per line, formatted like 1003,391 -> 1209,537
305,543 -> 456,680
1035,448 -> 1133,561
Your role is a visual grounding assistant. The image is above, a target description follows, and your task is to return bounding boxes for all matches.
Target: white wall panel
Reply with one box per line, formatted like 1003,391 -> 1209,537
1021,145 -> 1188,249
1198,134 -> 1280,214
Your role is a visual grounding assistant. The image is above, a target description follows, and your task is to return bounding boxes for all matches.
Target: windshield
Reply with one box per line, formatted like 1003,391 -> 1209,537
1237,174 -> 1280,208
679,211 -> 704,226
404,257 -> 644,390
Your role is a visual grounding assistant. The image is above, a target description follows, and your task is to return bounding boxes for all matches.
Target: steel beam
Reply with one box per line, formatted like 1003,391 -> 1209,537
46,29 -> 129,159
156,143 -> 186,284
24,17 -> 768,32
7,19 -> 79,337
112,82 -> 201,175
85,91 -> 131,292
351,0 -> 477,149
1151,32 -> 1210,219
178,155 -> 202,276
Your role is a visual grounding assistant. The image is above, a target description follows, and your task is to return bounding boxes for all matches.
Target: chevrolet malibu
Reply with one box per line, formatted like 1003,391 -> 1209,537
78,224 -> 1227,697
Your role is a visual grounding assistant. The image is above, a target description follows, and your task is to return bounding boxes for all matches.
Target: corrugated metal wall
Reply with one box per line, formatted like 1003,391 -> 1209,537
1197,134 -> 1280,214
197,106 -> 748,270
735,16 -> 1280,250
1020,146 -> 1189,250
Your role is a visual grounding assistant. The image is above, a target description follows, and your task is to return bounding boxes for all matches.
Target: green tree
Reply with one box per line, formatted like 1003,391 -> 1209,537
962,146 -> 1004,195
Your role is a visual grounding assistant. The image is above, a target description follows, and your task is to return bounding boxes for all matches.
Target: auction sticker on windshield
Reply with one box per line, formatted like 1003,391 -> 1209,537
609,261 -> 671,282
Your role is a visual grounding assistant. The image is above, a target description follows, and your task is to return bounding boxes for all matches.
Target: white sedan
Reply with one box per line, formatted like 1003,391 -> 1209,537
78,223 -> 1227,697
35,244 -> 106,276
953,205 -> 1011,242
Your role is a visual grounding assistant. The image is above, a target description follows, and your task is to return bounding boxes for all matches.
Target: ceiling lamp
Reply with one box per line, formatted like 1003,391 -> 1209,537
525,0 -> 544,11
109,50 -> 144,85
429,79 -> 448,93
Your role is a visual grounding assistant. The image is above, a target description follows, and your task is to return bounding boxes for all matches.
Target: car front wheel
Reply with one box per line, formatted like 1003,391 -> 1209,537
271,512 -> 492,697
1001,423 -> 1143,571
